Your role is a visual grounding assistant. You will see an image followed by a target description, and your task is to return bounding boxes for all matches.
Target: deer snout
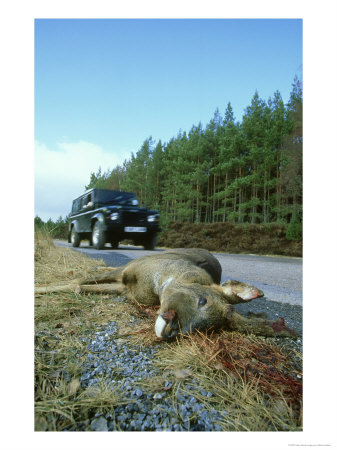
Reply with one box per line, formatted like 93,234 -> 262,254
155,309 -> 180,340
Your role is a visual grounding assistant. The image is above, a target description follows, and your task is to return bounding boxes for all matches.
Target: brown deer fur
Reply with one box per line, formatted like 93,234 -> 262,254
35,248 -> 296,340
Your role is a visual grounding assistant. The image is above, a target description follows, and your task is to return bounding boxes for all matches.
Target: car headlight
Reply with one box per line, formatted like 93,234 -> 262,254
110,212 -> 119,221
147,214 -> 159,223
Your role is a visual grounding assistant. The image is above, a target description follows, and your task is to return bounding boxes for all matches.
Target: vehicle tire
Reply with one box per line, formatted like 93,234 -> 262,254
110,240 -> 119,249
92,221 -> 106,250
143,234 -> 158,251
70,228 -> 81,247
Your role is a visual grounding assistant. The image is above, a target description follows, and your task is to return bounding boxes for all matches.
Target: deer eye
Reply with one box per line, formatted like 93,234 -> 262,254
198,297 -> 207,307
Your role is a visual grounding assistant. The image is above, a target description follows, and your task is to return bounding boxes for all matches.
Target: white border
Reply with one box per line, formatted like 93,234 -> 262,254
1,1 -> 337,449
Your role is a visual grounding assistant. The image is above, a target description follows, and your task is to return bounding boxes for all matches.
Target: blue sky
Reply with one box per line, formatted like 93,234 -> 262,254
35,19 -> 302,220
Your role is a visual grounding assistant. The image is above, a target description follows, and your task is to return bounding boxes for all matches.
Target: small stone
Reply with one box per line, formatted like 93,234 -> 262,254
275,400 -> 288,416
173,368 -> 192,379
126,403 -> 135,412
90,416 -> 108,431
129,420 -> 136,430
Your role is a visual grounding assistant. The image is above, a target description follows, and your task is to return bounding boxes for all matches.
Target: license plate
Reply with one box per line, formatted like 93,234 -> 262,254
124,227 -> 147,232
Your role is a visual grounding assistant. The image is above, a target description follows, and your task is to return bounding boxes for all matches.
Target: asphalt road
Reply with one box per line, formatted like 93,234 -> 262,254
54,240 -> 302,306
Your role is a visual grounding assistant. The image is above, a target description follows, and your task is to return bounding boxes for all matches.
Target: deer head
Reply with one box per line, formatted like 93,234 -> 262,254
155,279 -> 295,340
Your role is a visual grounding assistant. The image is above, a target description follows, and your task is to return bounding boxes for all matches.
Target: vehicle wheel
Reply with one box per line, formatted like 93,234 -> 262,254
110,240 -> 119,249
70,228 -> 81,247
143,234 -> 157,251
92,221 -> 106,250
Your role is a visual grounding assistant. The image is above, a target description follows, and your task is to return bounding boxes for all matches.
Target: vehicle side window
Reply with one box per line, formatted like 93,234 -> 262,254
72,198 -> 81,214
80,196 -> 85,209
86,194 -> 93,208
80,194 -> 93,210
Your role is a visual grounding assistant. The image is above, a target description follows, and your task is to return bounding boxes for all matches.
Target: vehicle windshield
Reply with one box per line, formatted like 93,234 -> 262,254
94,190 -> 139,206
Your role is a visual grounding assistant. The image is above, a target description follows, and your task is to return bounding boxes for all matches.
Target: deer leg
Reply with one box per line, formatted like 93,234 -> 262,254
35,266 -> 125,295
35,282 -> 125,295
226,309 -> 297,337
78,283 -> 125,294
35,284 -> 80,294
220,280 -> 264,305
76,266 -> 125,285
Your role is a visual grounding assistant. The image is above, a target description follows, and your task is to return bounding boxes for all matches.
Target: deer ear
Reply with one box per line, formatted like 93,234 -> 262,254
219,280 -> 264,304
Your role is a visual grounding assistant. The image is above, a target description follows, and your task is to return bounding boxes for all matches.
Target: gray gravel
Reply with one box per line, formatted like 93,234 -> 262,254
67,315 -> 225,431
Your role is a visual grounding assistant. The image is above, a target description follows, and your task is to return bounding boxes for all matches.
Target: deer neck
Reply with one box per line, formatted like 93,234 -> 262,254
153,274 -> 176,297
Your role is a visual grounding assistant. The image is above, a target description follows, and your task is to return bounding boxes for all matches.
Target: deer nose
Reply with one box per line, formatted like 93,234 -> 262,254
155,309 -> 180,340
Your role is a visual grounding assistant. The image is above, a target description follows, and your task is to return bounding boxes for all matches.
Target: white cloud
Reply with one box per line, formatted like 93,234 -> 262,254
35,140 -> 130,221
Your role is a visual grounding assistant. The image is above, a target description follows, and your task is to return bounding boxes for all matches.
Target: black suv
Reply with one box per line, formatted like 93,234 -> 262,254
67,188 -> 161,250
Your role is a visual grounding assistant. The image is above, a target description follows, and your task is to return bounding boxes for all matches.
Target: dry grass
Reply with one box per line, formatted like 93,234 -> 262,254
153,331 -> 302,431
35,230 -> 106,285
34,230 -> 302,431
34,231 -> 144,430
34,287 -> 132,430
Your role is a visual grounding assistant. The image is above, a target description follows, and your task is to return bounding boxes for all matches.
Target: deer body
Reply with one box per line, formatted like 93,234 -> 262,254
36,248 -> 296,339
121,249 -> 221,305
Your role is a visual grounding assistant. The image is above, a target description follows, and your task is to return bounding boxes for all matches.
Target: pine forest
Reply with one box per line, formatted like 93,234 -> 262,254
85,78 -> 302,228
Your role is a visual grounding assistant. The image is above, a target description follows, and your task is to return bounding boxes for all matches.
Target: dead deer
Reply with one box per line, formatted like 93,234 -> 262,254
35,248 -> 296,340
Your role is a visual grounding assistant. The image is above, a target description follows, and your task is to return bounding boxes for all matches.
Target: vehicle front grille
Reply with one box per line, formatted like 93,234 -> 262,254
122,211 -> 147,226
